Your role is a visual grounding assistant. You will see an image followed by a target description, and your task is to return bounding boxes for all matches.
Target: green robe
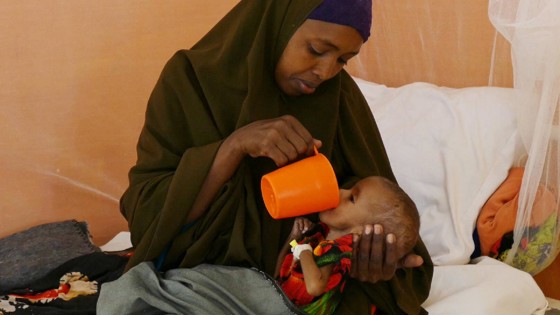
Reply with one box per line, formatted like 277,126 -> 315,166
120,0 -> 433,314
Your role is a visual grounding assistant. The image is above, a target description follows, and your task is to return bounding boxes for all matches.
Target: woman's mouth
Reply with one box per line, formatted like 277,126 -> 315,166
296,79 -> 317,94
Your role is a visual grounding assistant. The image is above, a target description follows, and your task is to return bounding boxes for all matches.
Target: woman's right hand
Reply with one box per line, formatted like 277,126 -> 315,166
190,116 -> 319,223
226,115 -> 322,167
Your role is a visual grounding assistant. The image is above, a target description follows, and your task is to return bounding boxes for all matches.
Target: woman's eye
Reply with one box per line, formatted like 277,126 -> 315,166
309,45 -> 322,56
350,194 -> 355,204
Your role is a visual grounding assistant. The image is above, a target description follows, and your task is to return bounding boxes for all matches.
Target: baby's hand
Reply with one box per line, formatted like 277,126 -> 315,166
290,217 -> 313,240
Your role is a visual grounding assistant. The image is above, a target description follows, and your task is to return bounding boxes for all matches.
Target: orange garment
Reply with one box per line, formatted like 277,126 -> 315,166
477,167 -> 556,255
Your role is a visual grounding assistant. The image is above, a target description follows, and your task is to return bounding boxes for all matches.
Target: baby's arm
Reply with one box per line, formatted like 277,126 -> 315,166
274,217 -> 313,278
274,239 -> 293,278
298,250 -> 334,296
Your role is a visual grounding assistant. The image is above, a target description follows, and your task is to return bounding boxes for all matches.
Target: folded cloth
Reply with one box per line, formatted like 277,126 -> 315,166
476,167 -> 556,256
422,257 -> 548,315
0,220 -> 100,292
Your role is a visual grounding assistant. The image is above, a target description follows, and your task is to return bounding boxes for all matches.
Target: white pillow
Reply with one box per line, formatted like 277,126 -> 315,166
354,77 -> 520,265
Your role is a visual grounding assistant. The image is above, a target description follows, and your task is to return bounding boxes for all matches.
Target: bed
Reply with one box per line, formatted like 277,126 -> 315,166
1,0 -> 559,314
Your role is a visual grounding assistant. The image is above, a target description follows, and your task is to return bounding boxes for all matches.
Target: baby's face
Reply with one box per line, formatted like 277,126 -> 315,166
319,177 -> 388,232
320,176 -> 419,259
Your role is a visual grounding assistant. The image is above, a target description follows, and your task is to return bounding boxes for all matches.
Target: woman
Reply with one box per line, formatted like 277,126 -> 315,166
120,0 -> 433,313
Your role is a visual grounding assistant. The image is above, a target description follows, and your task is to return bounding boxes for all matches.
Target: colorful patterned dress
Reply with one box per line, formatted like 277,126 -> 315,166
278,222 -> 353,315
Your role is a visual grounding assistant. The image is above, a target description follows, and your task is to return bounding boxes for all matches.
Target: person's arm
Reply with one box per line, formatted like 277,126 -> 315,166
274,217 -> 314,278
275,236 -> 294,279
186,135 -> 244,223
188,116 -> 322,223
298,250 -> 335,296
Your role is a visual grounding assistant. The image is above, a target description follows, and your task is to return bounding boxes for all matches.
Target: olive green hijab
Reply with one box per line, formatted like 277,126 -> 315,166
121,0 -> 432,313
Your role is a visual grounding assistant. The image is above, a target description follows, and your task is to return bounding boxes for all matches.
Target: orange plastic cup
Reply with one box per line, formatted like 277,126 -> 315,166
261,147 -> 339,219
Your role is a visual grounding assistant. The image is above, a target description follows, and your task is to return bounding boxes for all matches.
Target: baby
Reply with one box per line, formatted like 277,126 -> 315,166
275,176 -> 420,315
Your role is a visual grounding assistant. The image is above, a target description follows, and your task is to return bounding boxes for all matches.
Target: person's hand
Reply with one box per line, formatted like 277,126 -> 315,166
227,115 -> 322,167
289,217 -> 314,240
349,224 -> 423,283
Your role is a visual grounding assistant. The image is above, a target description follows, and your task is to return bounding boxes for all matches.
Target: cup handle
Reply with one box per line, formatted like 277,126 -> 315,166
313,146 -> 319,155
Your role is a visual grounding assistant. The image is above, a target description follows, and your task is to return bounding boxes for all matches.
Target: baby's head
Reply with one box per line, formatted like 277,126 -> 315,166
318,176 -> 420,258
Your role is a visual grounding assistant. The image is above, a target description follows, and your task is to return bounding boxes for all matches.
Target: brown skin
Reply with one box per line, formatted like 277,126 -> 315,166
274,19 -> 362,96
324,177 -> 423,282
189,19 -> 422,285
274,217 -> 334,296
319,177 -> 396,241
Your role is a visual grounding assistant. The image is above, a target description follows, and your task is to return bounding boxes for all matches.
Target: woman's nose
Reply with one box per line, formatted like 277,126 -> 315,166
313,59 -> 339,81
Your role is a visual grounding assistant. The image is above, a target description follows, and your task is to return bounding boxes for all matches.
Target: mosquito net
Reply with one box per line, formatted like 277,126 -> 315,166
488,0 -> 560,274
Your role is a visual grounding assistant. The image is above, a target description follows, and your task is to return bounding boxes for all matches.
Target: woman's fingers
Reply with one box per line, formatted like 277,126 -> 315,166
381,233 -> 398,280
235,115 -> 318,166
350,233 -> 360,279
400,253 -> 424,269
282,115 -> 317,156
350,224 -> 404,283
370,224 -> 384,281
353,225 -> 373,282
267,116 -> 315,165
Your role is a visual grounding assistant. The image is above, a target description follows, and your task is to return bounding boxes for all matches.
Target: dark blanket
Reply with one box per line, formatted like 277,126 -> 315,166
0,252 -> 127,315
0,220 -> 100,292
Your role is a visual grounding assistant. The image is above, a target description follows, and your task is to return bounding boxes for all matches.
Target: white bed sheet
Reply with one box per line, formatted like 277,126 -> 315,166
423,257 -> 547,315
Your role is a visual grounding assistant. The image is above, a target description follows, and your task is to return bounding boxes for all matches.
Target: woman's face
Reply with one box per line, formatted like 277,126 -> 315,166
275,19 -> 363,96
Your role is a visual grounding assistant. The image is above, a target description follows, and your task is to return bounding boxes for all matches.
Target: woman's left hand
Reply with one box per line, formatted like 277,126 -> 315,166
349,224 -> 423,283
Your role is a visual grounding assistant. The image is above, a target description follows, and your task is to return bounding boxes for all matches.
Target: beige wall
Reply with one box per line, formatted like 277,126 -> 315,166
0,0 -> 237,245
347,0 -> 512,87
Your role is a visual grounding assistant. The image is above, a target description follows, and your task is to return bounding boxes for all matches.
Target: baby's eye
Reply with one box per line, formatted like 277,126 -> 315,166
350,194 -> 356,204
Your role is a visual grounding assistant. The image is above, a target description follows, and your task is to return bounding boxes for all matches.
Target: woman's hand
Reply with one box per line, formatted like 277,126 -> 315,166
227,115 -> 322,167
350,224 -> 424,283
190,116 -> 319,224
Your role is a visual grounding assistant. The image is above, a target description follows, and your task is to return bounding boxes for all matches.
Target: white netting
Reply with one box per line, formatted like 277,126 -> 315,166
489,0 -> 560,274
